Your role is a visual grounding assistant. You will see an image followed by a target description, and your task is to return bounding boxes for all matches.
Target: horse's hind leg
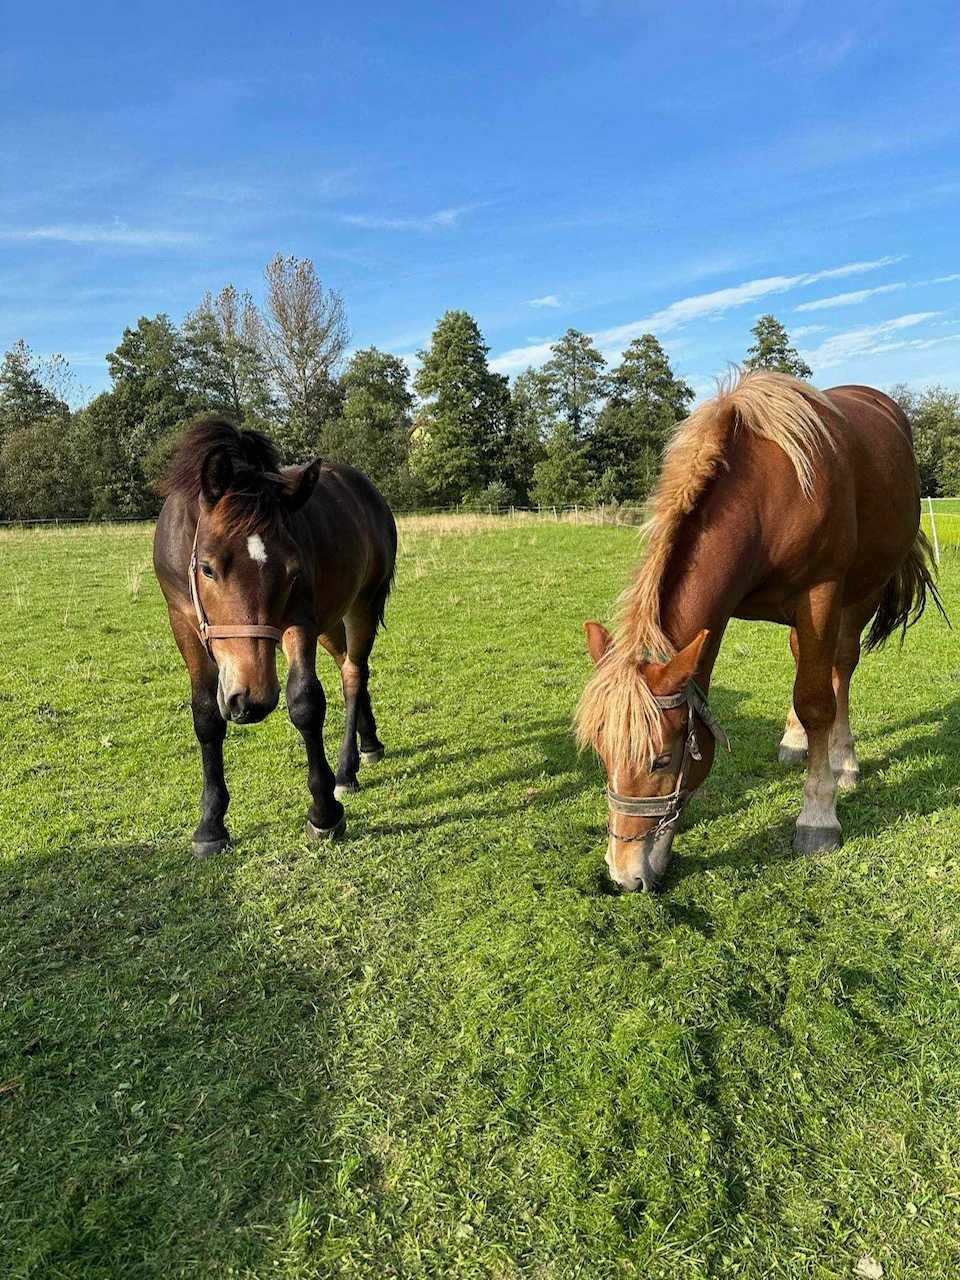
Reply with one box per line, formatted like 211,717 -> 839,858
326,600 -> 385,799
792,584 -> 843,855
830,592 -> 881,791
778,628 -> 808,766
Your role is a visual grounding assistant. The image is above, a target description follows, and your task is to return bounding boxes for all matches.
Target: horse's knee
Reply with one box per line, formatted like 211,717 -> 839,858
287,676 -> 325,732
191,695 -> 225,743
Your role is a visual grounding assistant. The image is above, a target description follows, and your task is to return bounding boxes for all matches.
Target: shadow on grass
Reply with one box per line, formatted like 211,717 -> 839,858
356,682 -> 960,897
0,837 -> 354,1277
665,691 -> 960,891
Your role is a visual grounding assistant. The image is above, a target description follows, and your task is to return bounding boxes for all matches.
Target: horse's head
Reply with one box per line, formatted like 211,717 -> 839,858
193,445 -> 320,724
582,622 -> 716,892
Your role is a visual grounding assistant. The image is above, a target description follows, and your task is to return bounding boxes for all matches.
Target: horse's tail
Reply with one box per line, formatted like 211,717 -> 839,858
864,528 -> 949,651
373,507 -> 398,630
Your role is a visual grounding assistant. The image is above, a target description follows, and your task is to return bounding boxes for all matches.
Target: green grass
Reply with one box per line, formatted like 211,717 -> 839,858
2,517 -> 960,1279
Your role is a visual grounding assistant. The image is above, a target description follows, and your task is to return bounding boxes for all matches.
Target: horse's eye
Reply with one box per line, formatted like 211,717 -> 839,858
651,753 -> 672,772
201,563 -> 215,580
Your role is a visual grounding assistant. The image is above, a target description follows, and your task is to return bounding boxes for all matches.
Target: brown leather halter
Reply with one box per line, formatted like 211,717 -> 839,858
606,679 -> 729,843
188,519 -> 285,659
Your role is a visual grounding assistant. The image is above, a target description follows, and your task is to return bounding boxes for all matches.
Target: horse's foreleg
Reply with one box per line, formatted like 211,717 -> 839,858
173,615 -> 231,858
778,629 -> 808,765
284,630 -> 345,840
792,584 -> 843,854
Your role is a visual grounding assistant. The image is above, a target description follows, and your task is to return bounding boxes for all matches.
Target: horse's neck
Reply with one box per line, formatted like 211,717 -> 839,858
657,503 -> 759,688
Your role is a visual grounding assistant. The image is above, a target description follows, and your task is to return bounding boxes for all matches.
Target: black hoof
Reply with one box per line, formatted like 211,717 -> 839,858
333,780 -> 360,800
793,823 -> 842,854
360,746 -> 385,765
305,813 -> 347,842
192,835 -> 230,859
778,744 -> 808,767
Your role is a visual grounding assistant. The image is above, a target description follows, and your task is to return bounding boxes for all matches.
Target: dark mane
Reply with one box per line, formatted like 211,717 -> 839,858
157,415 -> 289,536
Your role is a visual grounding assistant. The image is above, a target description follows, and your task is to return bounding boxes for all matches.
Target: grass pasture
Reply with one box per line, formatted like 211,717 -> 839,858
2,514 -> 960,1279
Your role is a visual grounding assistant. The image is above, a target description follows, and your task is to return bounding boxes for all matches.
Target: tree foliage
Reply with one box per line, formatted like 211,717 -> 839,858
540,329 -> 607,439
744,314 -> 812,379
589,334 -> 693,501
182,286 -> 272,426
411,311 -> 511,503
322,348 -> 415,506
889,383 -> 960,497
3,278 -> 959,523
256,254 -> 348,460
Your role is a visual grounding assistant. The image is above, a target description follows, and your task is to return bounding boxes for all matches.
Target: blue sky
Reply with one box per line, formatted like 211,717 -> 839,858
2,0 -> 958,400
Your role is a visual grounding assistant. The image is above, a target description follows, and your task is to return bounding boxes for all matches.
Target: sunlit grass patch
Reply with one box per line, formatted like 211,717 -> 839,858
1,520 -> 959,1278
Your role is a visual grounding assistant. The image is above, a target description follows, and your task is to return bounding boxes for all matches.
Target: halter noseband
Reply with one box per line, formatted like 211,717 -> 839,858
189,520 -> 285,658
606,679 -> 728,843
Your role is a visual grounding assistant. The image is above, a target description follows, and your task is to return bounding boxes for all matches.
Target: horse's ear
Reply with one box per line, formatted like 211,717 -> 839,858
584,621 -> 613,666
200,447 -> 234,508
657,629 -> 710,690
283,459 -> 321,514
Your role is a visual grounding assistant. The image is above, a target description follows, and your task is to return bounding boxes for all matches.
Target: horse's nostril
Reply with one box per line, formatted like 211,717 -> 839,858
227,690 -> 251,721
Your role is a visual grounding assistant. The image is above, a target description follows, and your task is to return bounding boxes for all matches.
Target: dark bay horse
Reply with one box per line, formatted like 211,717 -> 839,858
153,417 -> 396,855
577,371 -> 943,892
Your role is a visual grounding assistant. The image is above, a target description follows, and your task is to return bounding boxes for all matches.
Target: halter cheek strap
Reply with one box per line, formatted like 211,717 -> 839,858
189,520 -> 285,658
606,679 -> 729,843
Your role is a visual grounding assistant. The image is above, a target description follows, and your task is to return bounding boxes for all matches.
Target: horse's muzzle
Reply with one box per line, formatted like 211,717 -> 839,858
606,828 -> 676,893
220,687 -> 279,724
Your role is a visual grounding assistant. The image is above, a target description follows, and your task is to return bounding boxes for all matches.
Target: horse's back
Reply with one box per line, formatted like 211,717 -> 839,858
293,462 -> 397,616
825,384 -> 912,441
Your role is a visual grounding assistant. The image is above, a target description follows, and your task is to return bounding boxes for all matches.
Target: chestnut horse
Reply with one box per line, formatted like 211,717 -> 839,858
577,371 -> 943,892
153,417 -> 396,855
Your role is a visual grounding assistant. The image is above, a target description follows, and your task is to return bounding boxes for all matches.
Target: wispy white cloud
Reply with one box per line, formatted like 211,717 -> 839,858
797,272 -> 960,312
858,332 -> 960,358
792,323 -> 829,336
340,203 -> 484,232
490,256 -> 905,373
795,282 -> 907,312
800,312 -> 941,369
0,222 -> 200,247
528,294 -> 562,309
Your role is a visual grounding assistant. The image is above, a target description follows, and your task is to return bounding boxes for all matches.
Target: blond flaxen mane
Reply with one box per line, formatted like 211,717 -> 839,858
576,369 -> 838,771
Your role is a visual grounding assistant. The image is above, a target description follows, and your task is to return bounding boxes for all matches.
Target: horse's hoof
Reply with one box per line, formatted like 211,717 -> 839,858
778,744 -> 807,767
333,780 -> 360,801
835,768 -> 860,792
192,836 -> 230,859
793,823 -> 842,855
306,814 -> 347,842
360,746 -> 385,765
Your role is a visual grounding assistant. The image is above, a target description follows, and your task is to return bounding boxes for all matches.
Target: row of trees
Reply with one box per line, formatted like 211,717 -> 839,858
1,257 -> 957,519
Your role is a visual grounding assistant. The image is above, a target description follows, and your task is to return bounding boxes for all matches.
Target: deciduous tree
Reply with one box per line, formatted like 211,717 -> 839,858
255,254 -> 348,460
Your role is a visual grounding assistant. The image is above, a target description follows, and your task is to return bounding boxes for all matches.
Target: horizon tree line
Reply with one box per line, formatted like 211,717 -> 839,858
1,256 -> 957,521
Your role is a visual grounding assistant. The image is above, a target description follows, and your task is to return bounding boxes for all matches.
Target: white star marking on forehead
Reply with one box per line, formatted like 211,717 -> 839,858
247,533 -> 268,564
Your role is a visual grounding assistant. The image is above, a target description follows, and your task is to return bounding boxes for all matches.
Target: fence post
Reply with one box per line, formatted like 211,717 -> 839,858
927,495 -> 941,567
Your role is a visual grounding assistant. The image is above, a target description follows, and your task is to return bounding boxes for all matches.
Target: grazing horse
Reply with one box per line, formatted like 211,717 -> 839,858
153,416 -> 396,855
577,371 -> 943,893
